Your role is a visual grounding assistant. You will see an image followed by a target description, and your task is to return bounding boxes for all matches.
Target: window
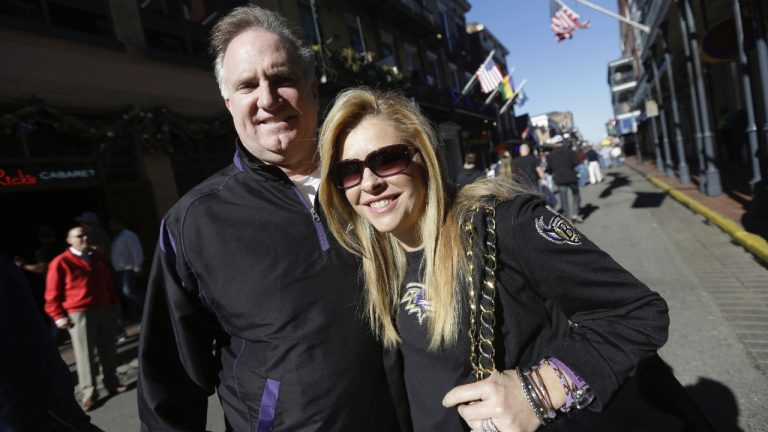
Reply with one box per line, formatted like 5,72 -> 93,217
0,0 -> 116,39
438,2 -> 452,52
346,14 -> 365,53
448,63 -> 459,91
425,51 -> 442,88
139,0 -> 229,62
378,30 -> 397,68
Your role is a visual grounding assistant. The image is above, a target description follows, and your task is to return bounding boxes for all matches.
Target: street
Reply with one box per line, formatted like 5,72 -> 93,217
80,165 -> 768,431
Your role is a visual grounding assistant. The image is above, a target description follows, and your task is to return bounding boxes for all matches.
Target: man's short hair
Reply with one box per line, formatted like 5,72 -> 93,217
209,5 -> 316,98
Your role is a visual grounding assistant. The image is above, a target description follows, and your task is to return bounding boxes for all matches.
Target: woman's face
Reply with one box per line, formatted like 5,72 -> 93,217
338,116 -> 427,250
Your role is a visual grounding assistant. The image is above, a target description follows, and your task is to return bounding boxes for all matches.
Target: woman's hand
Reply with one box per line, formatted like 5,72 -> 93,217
442,370 -> 542,432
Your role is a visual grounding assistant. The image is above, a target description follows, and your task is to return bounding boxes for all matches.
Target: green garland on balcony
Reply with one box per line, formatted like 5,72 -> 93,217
312,44 -> 406,88
0,101 -> 230,154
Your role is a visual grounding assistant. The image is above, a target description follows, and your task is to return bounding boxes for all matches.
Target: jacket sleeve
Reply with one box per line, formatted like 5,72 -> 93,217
501,196 -> 669,409
44,258 -> 67,320
137,218 -> 221,431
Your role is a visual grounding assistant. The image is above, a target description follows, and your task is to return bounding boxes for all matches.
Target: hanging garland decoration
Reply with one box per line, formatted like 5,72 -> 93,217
311,42 -> 406,89
0,100 -> 231,155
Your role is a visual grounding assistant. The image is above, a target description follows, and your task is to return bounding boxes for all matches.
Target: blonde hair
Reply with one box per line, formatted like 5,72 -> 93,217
319,88 -> 529,349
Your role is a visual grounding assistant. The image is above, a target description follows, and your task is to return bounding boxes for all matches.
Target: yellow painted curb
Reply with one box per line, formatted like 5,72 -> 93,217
642,172 -> 768,264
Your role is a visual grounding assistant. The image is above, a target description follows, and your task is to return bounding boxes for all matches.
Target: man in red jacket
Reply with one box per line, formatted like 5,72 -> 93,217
45,226 -> 125,411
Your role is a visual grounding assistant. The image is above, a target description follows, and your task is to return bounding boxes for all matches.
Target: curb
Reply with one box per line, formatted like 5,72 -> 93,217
628,164 -> 768,265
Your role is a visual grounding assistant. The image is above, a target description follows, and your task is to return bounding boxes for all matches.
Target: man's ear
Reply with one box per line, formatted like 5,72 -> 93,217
224,97 -> 232,112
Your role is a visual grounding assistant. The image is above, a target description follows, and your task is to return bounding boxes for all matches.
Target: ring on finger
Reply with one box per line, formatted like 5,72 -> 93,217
481,418 -> 499,432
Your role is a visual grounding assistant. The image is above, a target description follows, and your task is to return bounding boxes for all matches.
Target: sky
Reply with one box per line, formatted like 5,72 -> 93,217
465,0 -> 623,143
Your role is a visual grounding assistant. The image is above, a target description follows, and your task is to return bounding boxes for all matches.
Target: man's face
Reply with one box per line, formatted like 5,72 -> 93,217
222,28 -> 319,175
67,227 -> 89,252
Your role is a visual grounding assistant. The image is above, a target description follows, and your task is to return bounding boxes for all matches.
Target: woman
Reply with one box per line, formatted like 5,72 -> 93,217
318,88 -> 669,431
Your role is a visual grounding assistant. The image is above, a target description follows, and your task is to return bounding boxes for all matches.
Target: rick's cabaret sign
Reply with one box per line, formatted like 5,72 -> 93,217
0,166 -> 97,188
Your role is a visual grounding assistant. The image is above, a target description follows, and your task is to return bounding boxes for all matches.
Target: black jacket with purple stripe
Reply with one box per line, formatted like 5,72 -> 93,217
137,143 -> 401,431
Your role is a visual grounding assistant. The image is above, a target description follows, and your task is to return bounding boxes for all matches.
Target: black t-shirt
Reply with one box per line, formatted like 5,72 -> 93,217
586,149 -> 599,162
396,250 -> 471,432
511,154 -> 540,187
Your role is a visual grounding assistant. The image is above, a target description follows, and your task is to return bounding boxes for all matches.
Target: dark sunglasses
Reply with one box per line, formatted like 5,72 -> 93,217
330,144 -> 419,189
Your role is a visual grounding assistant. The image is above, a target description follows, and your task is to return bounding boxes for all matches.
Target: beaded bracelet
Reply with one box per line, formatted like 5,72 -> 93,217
516,368 -> 548,425
541,357 -> 594,411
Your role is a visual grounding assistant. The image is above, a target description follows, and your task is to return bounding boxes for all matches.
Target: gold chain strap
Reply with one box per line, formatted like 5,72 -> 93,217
463,199 -> 499,381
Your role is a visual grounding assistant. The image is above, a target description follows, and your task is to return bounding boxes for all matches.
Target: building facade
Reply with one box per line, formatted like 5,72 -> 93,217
1,0 -> 518,259
611,0 -> 768,203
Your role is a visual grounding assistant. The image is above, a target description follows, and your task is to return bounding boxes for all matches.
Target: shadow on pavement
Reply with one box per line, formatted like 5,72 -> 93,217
685,377 -> 743,432
599,172 -> 631,199
632,192 -> 667,208
580,204 -> 599,221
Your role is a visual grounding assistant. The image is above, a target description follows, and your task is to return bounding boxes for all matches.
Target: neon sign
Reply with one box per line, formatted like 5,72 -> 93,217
0,167 -> 97,188
0,169 -> 38,187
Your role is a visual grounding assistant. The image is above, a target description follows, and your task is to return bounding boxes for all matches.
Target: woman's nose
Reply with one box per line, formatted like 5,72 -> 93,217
359,167 -> 385,192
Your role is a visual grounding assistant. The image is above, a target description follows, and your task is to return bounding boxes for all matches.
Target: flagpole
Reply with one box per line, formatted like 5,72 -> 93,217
484,87 -> 500,104
569,0 -> 650,33
460,49 -> 496,96
500,79 -> 527,115
499,96 -> 515,115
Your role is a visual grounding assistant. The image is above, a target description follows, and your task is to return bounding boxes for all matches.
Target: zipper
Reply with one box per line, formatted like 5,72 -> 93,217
292,186 -> 330,252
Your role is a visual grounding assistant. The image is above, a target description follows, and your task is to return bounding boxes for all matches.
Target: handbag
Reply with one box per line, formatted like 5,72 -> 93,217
462,199 -> 718,432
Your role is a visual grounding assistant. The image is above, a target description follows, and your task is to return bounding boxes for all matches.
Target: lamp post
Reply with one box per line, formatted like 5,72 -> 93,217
677,0 -> 706,192
733,0 -> 762,190
681,0 -> 722,195
662,35 -> 690,183
749,0 -> 768,180
652,60 -> 675,177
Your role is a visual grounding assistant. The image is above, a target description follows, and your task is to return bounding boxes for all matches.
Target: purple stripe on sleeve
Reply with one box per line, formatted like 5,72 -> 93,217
158,218 -> 167,253
233,149 -> 244,172
256,378 -> 281,432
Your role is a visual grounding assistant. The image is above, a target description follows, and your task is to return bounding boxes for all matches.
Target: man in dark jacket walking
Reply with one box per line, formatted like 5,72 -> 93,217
137,6 -> 401,431
547,139 -> 583,222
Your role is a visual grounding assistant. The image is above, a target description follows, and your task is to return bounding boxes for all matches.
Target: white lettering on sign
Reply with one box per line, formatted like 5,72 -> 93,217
38,170 -> 96,180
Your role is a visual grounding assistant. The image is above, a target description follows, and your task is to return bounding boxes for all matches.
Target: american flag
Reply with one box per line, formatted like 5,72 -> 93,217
475,57 -> 504,93
550,0 -> 590,42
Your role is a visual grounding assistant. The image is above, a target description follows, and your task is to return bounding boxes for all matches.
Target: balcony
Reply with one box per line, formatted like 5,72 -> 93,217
326,0 -> 440,36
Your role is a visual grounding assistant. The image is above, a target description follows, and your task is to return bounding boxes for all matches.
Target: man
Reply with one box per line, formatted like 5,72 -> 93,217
586,146 -> 603,185
455,153 -> 484,188
511,143 -> 541,187
138,6 -> 400,431
547,139 -> 583,222
76,211 -> 111,260
45,227 -> 125,412
108,217 -> 144,323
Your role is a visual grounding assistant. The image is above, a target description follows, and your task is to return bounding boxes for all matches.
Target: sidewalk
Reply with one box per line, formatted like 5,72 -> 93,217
625,156 -> 768,264
577,166 -> 768,431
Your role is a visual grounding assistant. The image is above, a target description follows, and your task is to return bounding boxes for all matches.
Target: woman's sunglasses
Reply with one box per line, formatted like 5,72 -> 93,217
330,144 -> 419,189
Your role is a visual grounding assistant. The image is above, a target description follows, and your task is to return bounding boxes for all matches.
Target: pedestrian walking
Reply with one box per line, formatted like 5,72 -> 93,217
138,6 -> 401,431
610,145 -> 623,168
511,143 -> 540,188
547,139 -> 583,222
45,226 -> 125,412
455,153 -> 485,188
108,217 -> 144,324
586,146 -> 603,184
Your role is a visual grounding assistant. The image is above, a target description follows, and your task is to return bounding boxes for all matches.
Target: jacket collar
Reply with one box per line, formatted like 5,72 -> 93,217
232,138 -> 292,183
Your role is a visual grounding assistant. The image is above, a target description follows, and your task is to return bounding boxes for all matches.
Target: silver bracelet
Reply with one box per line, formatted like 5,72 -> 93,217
516,368 -> 548,425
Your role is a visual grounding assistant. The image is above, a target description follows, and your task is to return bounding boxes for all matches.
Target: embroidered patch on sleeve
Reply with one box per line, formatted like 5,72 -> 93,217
535,209 -> 582,245
401,282 -> 432,325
